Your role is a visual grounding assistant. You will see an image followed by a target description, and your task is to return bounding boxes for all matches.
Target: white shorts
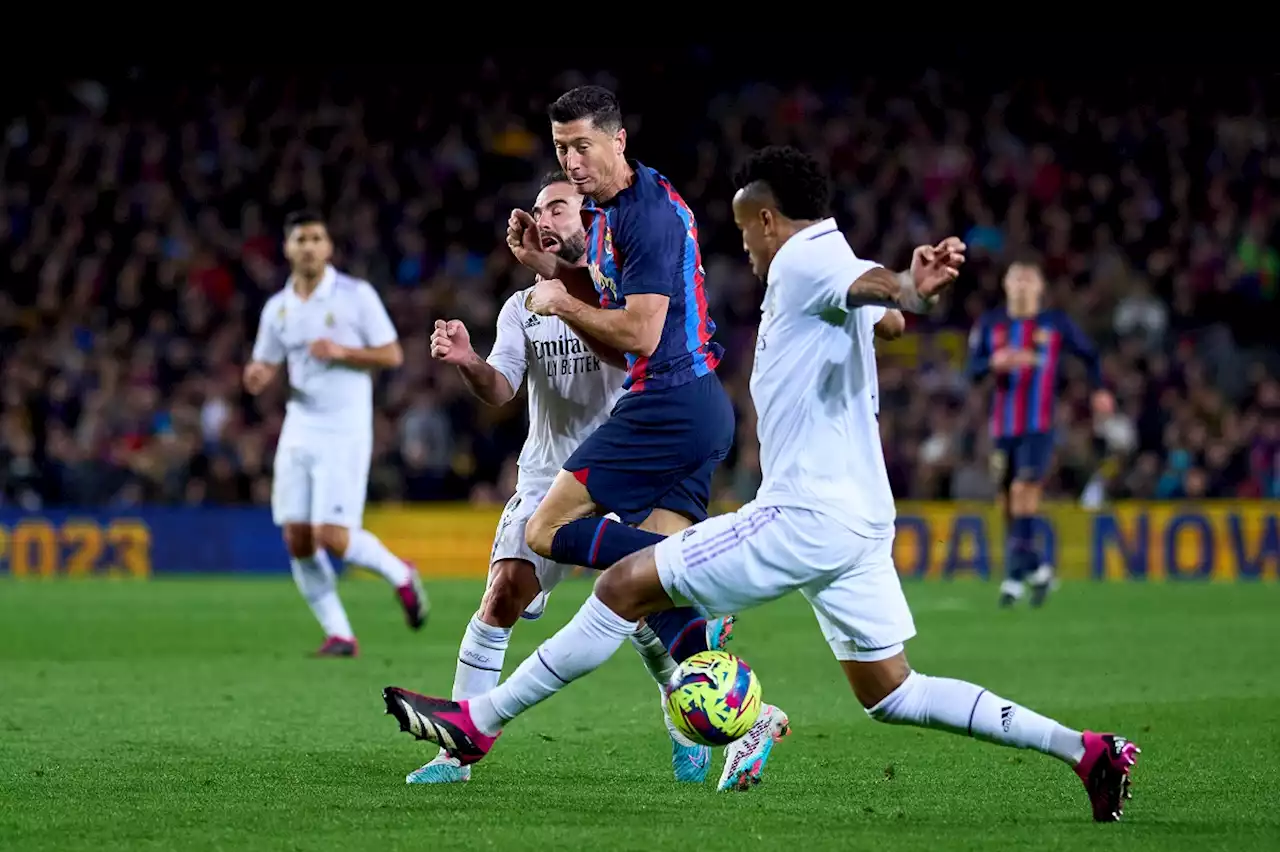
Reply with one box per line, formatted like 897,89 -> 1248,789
271,439 -> 371,528
655,501 -> 917,662
488,486 -> 574,594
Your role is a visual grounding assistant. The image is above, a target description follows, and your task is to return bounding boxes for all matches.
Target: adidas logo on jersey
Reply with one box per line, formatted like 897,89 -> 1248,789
524,315 -> 541,329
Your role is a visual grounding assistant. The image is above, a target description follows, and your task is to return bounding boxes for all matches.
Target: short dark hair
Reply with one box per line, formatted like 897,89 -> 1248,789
538,169 -> 571,192
547,86 -> 622,133
284,209 -> 325,234
733,146 -> 830,222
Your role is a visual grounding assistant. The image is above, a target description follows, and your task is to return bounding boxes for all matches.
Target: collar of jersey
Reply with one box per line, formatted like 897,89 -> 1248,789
286,264 -> 337,302
581,159 -> 650,214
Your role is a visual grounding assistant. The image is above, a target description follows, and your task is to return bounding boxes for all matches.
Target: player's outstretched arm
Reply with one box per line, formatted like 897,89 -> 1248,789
846,238 -> 966,314
432,319 -> 518,407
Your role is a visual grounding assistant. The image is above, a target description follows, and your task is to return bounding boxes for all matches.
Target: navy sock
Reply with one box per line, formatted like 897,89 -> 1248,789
1009,516 -> 1039,580
644,608 -> 709,663
550,517 -> 665,570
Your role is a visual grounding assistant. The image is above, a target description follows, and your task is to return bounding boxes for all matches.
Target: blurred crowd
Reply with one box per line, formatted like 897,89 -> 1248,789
1,58 -> 1278,511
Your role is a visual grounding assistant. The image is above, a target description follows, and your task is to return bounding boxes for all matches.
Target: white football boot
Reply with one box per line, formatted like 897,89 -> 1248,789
717,703 -> 790,792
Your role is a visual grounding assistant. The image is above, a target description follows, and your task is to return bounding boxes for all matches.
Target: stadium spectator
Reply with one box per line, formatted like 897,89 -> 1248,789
1,61 -> 1277,509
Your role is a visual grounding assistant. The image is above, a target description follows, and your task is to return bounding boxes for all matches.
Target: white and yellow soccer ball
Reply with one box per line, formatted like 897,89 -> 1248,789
663,650 -> 762,746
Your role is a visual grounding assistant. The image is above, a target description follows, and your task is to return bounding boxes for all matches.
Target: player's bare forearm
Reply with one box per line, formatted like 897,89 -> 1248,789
243,361 -> 280,395
565,322 -> 629,370
335,342 -> 404,370
846,269 -> 938,314
456,351 -> 516,406
554,294 -> 665,358
523,251 -> 580,282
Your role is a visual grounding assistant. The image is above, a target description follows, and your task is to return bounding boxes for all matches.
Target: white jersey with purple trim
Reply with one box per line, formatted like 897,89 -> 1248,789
749,218 -> 896,538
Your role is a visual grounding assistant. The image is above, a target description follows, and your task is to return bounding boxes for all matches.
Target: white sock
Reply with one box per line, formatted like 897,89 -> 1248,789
342,528 -> 411,587
868,671 -> 1086,766
1000,579 -> 1025,598
290,551 -> 354,640
454,615 -> 511,700
470,594 -> 637,736
631,623 -> 678,687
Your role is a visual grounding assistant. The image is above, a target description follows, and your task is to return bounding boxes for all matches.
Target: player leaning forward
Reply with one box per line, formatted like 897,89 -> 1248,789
412,171 -> 728,785
245,210 -> 427,656
384,147 -> 1140,821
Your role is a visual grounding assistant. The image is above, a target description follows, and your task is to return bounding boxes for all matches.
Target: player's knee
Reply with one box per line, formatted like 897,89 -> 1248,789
1008,481 -> 1041,515
282,524 -> 315,558
316,525 -> 350,556
593,551 -> 666,622
524,514 -> 556,559
479,560 -> 540,629
841,652 -> 912,710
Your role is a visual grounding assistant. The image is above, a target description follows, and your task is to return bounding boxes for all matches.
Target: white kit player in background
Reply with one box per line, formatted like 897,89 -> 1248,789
383,147 -> 1141,821
409,172 -> 721,786
244,210 -> 427,658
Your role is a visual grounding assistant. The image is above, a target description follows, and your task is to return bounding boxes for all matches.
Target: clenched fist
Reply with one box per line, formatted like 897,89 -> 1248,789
430,319 -> 474,365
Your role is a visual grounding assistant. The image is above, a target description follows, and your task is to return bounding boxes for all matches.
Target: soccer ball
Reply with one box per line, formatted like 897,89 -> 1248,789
663,650 -> 762,747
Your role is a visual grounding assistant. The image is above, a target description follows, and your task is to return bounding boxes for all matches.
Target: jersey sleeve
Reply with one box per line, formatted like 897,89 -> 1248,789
251,298 -> 285,364
966,316 -> 992,381
783,231 -> 883,317
617,205 -> 682,298
867,306 -> 888,324
356,283 -> 399,347
485,293 -> 528,393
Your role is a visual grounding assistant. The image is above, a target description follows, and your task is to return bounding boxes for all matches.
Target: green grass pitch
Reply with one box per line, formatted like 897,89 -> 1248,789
2,578 -> 1278,852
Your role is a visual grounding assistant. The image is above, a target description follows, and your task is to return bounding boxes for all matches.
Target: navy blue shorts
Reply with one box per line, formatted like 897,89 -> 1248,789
994,432 -> 1055,486
565,372 -> 735,525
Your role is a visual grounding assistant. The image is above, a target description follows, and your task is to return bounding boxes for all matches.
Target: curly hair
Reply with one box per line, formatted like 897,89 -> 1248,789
547,85 -> 622,133
733,146 -> 830,221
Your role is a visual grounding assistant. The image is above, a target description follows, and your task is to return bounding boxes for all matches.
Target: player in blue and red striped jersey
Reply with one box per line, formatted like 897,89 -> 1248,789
967,259 -> 1113,607
502,86 -> 739,663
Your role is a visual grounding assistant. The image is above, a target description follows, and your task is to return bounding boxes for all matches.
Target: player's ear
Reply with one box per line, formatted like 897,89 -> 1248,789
759,208 -> 774,234
615,127 -> 626,156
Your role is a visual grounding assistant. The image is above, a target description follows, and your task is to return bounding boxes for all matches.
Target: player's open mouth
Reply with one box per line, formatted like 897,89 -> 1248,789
541,235 -> 559,249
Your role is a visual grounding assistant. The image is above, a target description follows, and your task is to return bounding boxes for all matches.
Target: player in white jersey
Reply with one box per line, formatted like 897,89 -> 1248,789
407,172 -> 726,786
245,210 -> 427,657
383,147 -> 1141,821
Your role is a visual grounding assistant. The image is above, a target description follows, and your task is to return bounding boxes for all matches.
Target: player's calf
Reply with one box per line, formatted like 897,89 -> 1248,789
479,559 -> 543,629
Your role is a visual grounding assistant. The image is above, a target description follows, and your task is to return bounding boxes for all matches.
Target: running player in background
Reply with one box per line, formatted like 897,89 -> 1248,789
966,259 -> 1113,608
245,210 -> 427,657
413,171 -> 725,785
506,86 -> 739,670
384,146 -> 1140,821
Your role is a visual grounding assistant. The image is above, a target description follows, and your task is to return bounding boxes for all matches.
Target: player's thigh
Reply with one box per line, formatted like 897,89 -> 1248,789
638,508 -> 692,536
803,535 -> 917,664
566,381 -> 728,524
653,503 -> 831,618
526,470 -> 598,542
272,444 -> 314,526
651,454 -> 721,525
491,487 -> 574,595
311,440 -> 371,528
